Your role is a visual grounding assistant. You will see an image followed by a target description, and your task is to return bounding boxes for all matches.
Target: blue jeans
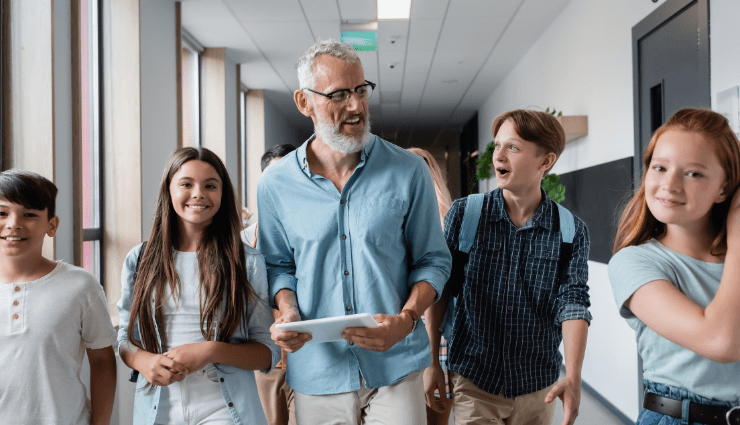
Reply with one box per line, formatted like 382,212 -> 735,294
637,380 -> 736,425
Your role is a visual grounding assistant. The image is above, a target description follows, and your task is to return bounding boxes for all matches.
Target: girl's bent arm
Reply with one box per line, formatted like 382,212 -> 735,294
623,188 -> 740,363
626,271 -> 740,363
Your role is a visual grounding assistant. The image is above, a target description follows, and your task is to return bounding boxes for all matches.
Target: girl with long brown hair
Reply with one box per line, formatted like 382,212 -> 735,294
117,147 -> 279,425
609,109 -> 740,424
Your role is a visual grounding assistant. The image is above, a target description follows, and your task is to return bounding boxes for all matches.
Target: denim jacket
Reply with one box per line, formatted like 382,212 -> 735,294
117,243 -> 280,425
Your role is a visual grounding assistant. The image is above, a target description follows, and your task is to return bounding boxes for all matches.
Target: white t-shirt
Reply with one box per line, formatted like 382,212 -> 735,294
0,262 -> 118,425
609,239 -> 740,402
241,223 -> 257,248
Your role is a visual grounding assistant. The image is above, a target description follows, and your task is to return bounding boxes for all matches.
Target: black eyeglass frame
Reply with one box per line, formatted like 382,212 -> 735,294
303,80 -> 376,102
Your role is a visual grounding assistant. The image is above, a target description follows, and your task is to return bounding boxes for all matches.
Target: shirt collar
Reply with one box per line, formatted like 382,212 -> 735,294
492,188 -> 554,230
296,133 -> 378,176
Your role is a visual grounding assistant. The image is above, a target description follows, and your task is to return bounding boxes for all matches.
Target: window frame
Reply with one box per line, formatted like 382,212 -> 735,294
79,0 -> 105,282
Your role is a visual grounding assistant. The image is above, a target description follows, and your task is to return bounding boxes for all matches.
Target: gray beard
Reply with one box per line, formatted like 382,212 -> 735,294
315,115 -> 372,154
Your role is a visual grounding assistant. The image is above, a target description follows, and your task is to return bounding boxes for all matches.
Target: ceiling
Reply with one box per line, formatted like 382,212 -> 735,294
181,0 -> 571,149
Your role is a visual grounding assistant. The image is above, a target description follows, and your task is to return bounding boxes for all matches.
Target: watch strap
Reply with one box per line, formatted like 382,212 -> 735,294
401,308 -> 420,333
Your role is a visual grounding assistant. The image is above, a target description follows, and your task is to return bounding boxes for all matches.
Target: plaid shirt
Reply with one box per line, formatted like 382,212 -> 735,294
444,189 -> 591,397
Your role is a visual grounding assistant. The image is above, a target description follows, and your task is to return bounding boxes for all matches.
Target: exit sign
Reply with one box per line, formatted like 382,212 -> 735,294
341,31 -> 377,52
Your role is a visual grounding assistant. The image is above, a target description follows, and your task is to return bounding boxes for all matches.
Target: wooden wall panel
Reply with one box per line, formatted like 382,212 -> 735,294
103,0 -> 142,322
201,47 -> 226,160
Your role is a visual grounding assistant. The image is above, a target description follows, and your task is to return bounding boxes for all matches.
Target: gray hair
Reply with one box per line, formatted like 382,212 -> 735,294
297,39 -> 361,91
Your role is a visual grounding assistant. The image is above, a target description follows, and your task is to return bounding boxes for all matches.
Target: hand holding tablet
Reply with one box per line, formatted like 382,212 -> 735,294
275,313 -> 380,344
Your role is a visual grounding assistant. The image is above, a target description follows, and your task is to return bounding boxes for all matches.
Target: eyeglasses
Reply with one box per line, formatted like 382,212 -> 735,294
303,80 -> 376,104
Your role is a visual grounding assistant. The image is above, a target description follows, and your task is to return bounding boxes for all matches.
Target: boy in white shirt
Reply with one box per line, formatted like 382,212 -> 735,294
0,169 -> 118,425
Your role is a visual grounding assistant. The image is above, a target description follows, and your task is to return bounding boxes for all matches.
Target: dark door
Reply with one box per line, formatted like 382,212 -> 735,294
631,0 -> 709,410
632,0 -> 710,183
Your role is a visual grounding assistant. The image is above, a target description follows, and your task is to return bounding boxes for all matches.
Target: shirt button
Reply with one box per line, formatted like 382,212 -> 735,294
344,270 -> 349,276
509,281 -> 514,285
13,301 -> 19,306
14,287 -> 20,292
507,306 -> 512,311
512,254 -> 518,260
153,406 -> 157,410
340,200 -> 345,204
220,378 -> 224,382
228,402 -> 234,408
505,355 -> 509,360
507,331 -> 511,336
346,306 -> 351,311
341,235 -> 347,240
12,314 -> 19,319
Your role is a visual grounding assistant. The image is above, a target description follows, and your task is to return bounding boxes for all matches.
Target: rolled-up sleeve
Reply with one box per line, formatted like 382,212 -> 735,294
244,249 -> 281,371
117,244 -> 143,351
555,218 -> 592,326
257,179 -> 298,307
404,161 -> 453,301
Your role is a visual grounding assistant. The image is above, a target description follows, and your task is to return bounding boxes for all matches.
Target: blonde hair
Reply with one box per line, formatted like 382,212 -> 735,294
408,148 -> 452,225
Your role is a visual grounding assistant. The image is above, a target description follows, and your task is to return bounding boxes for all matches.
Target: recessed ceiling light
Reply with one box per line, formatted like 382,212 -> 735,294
378,0 -> 412,20
442,79 -> 458,84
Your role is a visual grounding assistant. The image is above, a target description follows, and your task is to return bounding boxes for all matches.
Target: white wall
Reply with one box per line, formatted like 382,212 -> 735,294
264,96 -> 304,151
475,0 -> 670,420
710,0 -> 740,110
140,0 -> 178,239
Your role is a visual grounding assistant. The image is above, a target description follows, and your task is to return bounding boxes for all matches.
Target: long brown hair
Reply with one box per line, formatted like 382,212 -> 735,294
613,109 -> 740,255
127,147 -> 255,355
408,148 -> 452,224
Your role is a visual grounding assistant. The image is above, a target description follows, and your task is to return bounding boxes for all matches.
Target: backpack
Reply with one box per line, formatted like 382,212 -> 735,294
128,241 -> 147,383
440,193 -> 575,340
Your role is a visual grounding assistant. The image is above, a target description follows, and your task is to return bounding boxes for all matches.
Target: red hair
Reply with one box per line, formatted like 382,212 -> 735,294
613,109 -> 740,255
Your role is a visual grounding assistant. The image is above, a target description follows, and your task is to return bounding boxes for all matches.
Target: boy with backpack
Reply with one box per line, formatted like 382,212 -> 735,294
0,170 -> 117,425
424,110 -> 591,425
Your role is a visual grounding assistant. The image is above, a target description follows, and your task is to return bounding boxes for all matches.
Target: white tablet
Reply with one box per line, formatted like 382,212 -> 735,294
275,313 -> 379,344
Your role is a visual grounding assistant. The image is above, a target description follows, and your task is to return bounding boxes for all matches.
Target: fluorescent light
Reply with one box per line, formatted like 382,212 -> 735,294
378,0 -> 411,20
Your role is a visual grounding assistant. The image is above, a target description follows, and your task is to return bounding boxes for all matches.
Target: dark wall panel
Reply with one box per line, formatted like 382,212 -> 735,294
558,157 -> 634,264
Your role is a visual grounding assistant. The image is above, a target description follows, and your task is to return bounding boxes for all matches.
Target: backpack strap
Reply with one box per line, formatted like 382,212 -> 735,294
442,194 -> 485,339
553,202 -> 575,285
458,193 -> 485,253
128,241 -> 147,384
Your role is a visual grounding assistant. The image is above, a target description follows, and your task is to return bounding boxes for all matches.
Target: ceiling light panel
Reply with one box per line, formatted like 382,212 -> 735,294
378,0 -> 412,20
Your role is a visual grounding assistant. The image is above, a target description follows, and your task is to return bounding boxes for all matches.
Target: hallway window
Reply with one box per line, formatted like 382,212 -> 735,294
181,30 -> 202,147
80,0 -> 103,280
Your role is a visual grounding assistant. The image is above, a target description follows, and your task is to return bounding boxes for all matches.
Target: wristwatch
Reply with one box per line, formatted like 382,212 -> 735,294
401,309 -> 420,333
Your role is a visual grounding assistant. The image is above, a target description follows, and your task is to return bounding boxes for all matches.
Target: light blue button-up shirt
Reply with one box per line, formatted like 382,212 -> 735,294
257,134 -> 452,395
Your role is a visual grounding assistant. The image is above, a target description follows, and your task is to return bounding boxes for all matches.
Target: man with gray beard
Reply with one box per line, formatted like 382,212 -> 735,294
256,40 -> 451,425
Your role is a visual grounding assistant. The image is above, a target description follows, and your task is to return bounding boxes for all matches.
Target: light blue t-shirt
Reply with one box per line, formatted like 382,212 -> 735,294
609,239 -> 739,402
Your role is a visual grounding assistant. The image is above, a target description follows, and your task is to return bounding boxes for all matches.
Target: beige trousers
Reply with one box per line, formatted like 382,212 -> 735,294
255,367 -> 296,425
293,370 -> 426,425
450,371 -> 556,425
